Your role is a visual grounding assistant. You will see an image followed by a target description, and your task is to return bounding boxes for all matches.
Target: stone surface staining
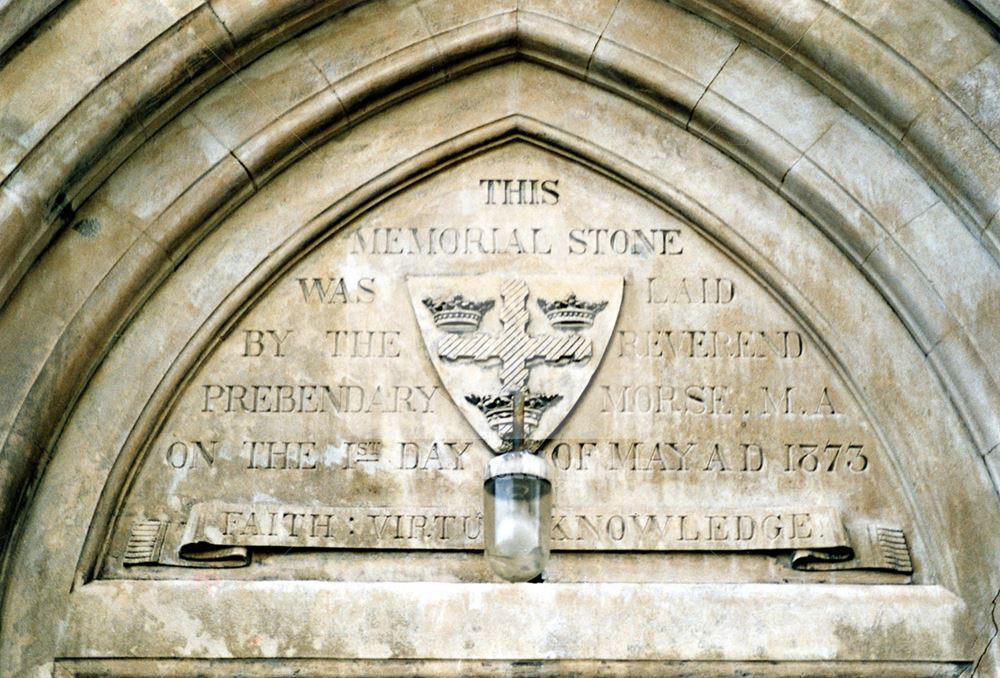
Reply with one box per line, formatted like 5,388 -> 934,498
0,0 -> 997,675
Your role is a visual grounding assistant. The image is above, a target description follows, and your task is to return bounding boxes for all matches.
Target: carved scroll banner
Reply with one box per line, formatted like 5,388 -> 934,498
125,502 -> 911,573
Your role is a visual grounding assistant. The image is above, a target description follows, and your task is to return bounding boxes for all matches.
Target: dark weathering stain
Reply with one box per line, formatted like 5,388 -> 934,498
72,217 -> 100,237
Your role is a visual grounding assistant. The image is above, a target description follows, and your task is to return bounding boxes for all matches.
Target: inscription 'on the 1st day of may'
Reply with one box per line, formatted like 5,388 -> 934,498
111,160 -> 911,577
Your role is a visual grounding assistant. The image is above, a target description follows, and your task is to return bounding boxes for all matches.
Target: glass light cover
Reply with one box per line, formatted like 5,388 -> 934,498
483,452 -> 552,582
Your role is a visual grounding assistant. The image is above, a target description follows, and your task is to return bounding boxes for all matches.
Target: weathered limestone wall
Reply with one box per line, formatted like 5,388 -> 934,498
0,1 -> 997,675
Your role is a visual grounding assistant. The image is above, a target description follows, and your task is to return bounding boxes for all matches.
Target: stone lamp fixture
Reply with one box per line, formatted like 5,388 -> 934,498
483,392 -> 553,582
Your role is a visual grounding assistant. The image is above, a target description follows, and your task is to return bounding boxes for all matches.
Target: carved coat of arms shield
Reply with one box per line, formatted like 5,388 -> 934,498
408,275 -> 624,452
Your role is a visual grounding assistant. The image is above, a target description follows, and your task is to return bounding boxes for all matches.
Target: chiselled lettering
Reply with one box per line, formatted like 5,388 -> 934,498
615,329 -> 803,360
296,277 -> 376,303
326,330 -> 402,358
200,383 -> 438,414
646,276 -> 734,303
165,440 -> 218,469
244,440 -> 317,470
600,384 -> 733,416
480,178 -> 559,205
352,226 -> 553,255
568,228 -> 682,255
241,329 -> 294,357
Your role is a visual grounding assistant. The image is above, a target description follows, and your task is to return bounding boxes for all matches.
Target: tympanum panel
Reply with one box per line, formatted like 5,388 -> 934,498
102,143 -> 915,584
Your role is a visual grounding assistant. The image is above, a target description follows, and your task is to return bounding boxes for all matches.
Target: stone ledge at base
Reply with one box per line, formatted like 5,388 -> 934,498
53,658 -> 972,677
61,582 -> 971,665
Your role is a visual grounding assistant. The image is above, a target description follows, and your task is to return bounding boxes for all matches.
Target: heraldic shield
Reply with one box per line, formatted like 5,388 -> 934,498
408,275 -> 624,452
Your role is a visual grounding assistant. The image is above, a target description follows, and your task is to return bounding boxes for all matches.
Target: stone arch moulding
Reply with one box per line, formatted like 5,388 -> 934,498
3,1 -> 999,562
2,2 -> 999,544
3,61 -> 996,673
0,1 -> 997,675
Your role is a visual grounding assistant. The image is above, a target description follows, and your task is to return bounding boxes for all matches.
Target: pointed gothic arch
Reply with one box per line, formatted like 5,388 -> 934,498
0,1 -> 997,674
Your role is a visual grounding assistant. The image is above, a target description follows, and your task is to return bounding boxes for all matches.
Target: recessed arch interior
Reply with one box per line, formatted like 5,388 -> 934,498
77,122 -> 930,590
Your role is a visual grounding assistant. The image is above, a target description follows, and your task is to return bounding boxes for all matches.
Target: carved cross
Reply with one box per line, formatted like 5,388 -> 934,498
436,279 -> 591,393
511,390 -> 525,450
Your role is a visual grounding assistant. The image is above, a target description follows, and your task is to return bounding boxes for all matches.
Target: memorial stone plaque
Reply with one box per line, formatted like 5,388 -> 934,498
103,143 -> 915,583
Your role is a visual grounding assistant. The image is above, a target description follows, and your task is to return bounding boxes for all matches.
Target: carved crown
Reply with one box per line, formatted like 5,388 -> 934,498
537,294 -> 607,330
465,390 -> 562,440
422,294 -> 494,333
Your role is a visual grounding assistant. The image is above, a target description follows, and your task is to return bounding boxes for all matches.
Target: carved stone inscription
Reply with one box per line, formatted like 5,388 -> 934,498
106,144 -> 914,579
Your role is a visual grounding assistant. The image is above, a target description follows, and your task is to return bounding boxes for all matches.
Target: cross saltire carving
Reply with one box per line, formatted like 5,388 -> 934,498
408,274 -> 623,453
437,279 -> 591,392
